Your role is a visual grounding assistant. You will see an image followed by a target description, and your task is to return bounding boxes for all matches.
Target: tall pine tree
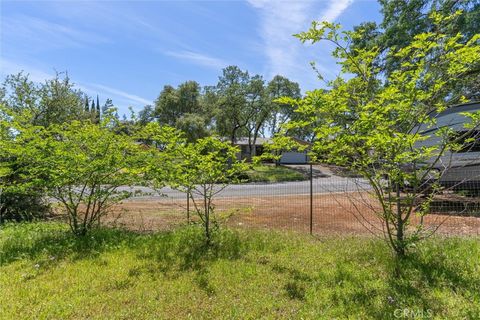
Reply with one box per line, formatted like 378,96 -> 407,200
102,98 -> 114,115
96,95 -> 100,120
90,100 -> 96,123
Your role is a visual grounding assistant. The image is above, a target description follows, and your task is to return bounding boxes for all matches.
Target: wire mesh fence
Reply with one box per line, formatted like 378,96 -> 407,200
110,164 -> 480,237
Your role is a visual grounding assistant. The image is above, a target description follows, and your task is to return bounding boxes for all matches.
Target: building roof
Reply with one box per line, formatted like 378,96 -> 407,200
427,101 -> 480,118
233,137 -> 272,145
439,101 -> 480,117
231,136 -> 312,146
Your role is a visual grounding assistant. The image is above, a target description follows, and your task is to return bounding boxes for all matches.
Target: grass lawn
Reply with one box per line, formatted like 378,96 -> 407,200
1,222 -> 479,319
244,164 -> 306,183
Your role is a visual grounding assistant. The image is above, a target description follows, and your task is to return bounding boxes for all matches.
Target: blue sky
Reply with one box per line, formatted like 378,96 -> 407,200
1,0 -> 382,117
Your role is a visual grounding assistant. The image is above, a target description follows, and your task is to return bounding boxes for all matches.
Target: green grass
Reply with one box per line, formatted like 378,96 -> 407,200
244,164 -> 306,183
1,222 -> 480,319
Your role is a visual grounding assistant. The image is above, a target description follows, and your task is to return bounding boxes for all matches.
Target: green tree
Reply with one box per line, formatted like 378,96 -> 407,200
0,110 -> 15,223
282,12 -> 480,256
1,72 -> 90,126
0,72 -> 92,222
136,121 -> 185,190
199,85 -> 218,126
84,97 -> 90,112
137,122 -> 195,223
14,118 -> 145,235
351,0 -> 480,100
102,98 -> 114,115
266,75 -> 301,136
264,75 -> 316,143
139,124 -> 247,243
154,81 -> 211,141
96,95 -> 101,122
90,99 -> 97,123
175,113 -> 211,142
138,105 -> 155,126
215,66 -> 250,143
244,75 -> 269,159
0,106 -> 52,224
177,81 -> 202,115
173,137 -> 247,243
154,85 -> 178,126
215,68 -> 301,152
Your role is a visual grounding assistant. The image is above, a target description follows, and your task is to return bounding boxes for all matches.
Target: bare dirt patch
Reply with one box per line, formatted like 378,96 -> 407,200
104,193 -> 480,236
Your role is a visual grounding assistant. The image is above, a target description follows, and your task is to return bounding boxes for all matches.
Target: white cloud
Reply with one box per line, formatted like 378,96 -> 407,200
2,15 -> 111,52
247,0 -> 310,75
320,0 -> 355,22
164,50 -> 228,70
247,0 -> 354,89
39,1 -> 190,50
87,83 -> 152,106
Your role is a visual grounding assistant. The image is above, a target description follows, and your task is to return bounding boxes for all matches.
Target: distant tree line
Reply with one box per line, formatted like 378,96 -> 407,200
136,65 -> 303,160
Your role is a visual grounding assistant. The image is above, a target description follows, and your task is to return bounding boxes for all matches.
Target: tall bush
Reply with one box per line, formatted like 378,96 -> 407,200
0,107 -> 50,223
173,137 -> 247,243
15,119 -> 145,236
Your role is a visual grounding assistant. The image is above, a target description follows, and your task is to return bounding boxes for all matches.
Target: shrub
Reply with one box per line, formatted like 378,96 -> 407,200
13,120 -> 146,236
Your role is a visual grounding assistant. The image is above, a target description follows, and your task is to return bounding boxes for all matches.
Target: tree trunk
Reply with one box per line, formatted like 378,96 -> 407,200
396,185 -> 405,257
252,124 -> 263,159
230,124 -> 241,144
203,185 -> 210,244
251,132 -> 257,159
247,133 -> 253,162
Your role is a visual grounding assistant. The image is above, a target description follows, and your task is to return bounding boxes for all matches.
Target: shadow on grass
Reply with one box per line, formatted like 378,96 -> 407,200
270,263 -> 313,300
1,223 -> 245,296
0,222 -> 139,266
325,239 -> 480,319
260,238 -> 480,318
382,243 -> 480,317
133,226 -> 245,295
138,226 -> 244,271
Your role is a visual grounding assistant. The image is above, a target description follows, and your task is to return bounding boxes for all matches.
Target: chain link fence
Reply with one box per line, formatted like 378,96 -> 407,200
110,164 -> 480,236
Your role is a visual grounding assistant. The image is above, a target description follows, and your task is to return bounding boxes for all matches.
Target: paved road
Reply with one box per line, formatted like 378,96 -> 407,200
122,176 -> 371,200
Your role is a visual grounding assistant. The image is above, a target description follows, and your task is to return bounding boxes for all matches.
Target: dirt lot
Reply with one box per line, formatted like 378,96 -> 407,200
105,192 -> 480,236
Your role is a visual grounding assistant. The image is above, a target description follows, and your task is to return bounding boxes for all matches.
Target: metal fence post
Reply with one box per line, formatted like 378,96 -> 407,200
310,163 -> 313,235
187,189 -> 190,223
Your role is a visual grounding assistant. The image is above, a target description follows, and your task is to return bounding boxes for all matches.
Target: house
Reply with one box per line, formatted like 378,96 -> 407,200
417,101 -> 480,189
233,137 -> 311,164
